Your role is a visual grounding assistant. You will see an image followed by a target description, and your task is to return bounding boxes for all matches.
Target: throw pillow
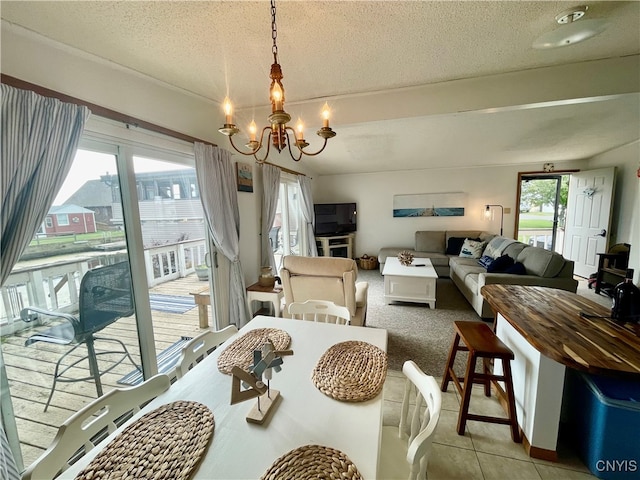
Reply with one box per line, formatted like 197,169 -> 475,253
487,254 -> 515,273
477,255 -> 494,269
459,239 -> 486,259
446,236 -> 480,255
504,262 -> 527,275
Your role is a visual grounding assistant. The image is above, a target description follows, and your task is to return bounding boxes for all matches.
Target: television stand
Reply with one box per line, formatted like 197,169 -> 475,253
316,233 -> 355,259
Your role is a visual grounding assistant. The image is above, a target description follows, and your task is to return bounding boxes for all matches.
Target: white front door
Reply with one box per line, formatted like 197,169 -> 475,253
563,167 -> 616,278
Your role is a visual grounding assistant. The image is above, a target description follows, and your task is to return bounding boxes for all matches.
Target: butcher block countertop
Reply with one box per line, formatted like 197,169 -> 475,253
481,284 -> 640,379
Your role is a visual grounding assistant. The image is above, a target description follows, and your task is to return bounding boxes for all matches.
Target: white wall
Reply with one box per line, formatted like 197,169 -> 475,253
314,160 -> 586,257
587,141 -> 640,284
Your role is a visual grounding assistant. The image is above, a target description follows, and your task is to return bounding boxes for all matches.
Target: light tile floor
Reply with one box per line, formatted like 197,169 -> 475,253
383,370 -> 598,480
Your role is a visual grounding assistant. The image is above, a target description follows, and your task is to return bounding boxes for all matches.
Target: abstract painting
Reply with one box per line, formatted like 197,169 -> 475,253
393,192 -> 466,217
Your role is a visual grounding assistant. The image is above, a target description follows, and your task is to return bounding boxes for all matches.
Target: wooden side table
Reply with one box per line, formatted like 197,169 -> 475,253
189,289 -> 211,328
246,282 -> 284,318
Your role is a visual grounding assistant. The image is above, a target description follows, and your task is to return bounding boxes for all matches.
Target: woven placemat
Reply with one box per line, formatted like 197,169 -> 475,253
75,401 -> 214,480
312,340 -> 388,402
261,444 -> 364,480
217,328 -> 291,374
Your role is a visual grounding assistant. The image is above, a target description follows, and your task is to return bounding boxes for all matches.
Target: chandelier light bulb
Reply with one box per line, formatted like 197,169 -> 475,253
223,97 -> 233,124
249,120 -> 257,142
271,83 -> 283,111
322,102 -> 331,128
296,118 -> 305,139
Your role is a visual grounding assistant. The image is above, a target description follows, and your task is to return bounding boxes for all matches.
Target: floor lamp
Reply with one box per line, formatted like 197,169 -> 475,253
485,204 -> 504,236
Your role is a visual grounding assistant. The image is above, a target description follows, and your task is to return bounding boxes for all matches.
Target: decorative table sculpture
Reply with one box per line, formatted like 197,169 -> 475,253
230,340 -> 293,424
397,250 -> 414,266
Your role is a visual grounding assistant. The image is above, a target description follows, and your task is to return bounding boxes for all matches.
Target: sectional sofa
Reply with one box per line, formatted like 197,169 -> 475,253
378,231 -> 578,318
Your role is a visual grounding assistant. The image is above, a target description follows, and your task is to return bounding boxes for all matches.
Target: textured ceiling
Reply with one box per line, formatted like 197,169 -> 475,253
2,1 -> 639,175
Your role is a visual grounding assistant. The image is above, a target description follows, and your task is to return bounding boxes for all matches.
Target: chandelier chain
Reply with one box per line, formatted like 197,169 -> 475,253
271,0 -> 278,61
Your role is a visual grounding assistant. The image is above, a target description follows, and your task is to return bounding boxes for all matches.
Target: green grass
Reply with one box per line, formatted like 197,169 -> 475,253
518,219 -> 553,229
29,231 -> 124,246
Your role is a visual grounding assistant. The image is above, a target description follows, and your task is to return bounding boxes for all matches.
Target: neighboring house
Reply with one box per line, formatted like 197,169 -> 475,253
63,179 -> 114,228
103,169 -> 206,245
42,205 -> 96,236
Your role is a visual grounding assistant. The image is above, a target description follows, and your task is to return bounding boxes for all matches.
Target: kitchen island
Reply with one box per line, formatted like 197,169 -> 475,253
481,284 -> 640,460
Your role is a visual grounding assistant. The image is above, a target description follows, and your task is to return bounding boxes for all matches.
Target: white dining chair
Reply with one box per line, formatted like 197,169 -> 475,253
378,361 -> 442,480
176,325 -> 238,378
21,374 -> 171,480
287,300 -> 351,325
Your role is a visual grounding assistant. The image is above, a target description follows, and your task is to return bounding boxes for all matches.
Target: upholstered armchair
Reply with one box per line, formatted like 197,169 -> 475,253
280,256 -> 368,326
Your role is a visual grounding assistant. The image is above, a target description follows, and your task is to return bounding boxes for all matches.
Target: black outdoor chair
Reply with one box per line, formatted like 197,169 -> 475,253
21,261 -> 140,411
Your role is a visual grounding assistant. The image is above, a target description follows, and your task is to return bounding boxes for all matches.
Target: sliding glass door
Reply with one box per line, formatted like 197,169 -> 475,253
0,146 -> 140,469
0,132 -> 214,471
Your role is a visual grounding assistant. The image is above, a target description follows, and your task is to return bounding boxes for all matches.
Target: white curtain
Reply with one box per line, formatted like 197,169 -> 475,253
298,175 -> 318,256
194,143 -> 250,328
260,164 -> 281,270
1,84 -> 90,284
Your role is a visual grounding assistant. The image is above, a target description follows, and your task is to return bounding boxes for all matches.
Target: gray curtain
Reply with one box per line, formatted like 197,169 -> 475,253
260,164 -> 281,270
0,423 -> 19,480
1,84 -> 90,284
0,84 -> 90,473
298,175 -> 318,256
194,143 -> 250,328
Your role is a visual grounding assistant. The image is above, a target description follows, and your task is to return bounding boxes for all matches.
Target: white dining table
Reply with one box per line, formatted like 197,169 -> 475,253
59,315 -> 388,479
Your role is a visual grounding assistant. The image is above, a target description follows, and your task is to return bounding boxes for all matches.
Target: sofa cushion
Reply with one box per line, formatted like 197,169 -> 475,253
451,259 -> 486,281
446,236 -> 480,255
464,273 -> 480,295
459,239 -> 486,259
415,231 -> 445,253
503,242 -> 527,260
517,246 -> 566,278
484,236 -> 518,259
424,253 -> 449,267
504,262 -> 527,275
477,255 -> 494,269
487,254 -> 515,273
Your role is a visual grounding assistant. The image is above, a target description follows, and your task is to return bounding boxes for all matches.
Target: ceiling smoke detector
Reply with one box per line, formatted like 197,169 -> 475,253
533,5 -> 609,49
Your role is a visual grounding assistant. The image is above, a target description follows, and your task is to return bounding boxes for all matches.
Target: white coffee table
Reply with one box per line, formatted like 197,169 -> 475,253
382,257 -> 438,308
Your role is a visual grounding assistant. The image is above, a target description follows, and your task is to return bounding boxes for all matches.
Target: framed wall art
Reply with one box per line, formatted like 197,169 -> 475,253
393,192 -> 466,217
236,162 -> 253,192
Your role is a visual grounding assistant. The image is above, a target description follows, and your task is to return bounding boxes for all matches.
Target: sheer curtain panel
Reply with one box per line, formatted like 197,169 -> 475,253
194,143 -> 250,328
1,84 -> 90,284
260,164 -> 281,270
298,175 -> 318,257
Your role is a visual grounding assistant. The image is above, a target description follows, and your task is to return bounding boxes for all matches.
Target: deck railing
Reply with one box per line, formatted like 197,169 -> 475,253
0,239 -> 207,335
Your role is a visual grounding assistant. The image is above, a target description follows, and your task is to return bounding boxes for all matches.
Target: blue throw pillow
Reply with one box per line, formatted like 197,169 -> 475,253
477,255 -> 493,269
487,254 -> 515,273
504,262 -> 527,275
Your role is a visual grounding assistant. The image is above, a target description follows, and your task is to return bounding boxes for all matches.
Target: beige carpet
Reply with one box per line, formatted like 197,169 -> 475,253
360,269 -> 480,375
361,269 -> 613,375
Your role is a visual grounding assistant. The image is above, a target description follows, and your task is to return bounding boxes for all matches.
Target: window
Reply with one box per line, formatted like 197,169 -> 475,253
271,174 -> 306,270
56,213 -> 69,226
45,216 -> 53,228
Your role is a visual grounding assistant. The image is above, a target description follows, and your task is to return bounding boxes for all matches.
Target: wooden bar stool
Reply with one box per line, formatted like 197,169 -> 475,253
441,321 -> 521,442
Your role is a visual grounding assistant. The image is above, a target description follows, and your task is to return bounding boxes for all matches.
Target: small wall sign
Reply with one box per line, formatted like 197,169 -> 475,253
236,162 -> 253,192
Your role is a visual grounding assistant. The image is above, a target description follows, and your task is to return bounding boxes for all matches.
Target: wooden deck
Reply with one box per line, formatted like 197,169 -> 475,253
2,273 -> 212,469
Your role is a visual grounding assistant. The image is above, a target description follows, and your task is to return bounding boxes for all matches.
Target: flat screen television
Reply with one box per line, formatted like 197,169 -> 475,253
314,203 -> 357,236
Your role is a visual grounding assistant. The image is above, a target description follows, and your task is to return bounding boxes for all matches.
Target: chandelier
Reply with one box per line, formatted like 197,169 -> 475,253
218,0 -> 336,163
